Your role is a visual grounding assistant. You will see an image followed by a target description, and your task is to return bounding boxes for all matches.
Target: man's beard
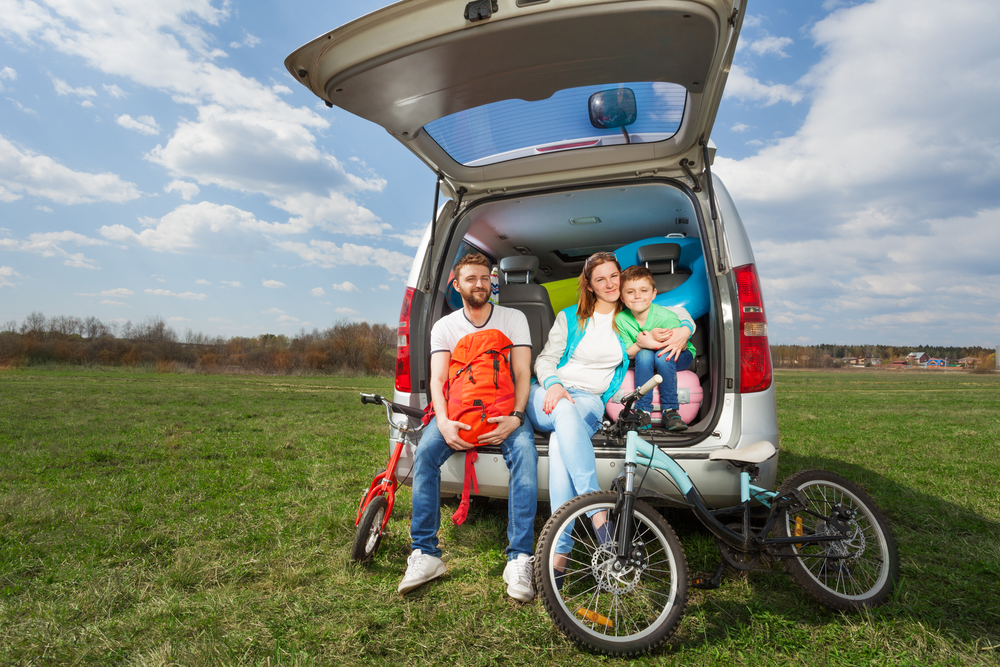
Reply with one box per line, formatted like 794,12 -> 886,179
460,286 -> 490,308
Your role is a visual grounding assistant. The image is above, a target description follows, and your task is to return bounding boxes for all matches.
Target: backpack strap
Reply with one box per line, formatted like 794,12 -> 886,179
451,450 -> 479,526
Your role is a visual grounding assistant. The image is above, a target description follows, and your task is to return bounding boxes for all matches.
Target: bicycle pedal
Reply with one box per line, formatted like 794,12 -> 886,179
691,574 -> 720,590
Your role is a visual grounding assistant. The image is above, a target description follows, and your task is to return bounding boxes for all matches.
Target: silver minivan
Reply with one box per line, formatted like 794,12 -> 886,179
286,0 -> 777,508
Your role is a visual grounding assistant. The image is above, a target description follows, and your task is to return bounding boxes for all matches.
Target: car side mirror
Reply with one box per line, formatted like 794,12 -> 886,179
588,88 -> 637,130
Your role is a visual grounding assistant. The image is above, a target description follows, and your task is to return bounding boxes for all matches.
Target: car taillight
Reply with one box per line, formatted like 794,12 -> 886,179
395,287 -> 415,392
734,263 -> 772,393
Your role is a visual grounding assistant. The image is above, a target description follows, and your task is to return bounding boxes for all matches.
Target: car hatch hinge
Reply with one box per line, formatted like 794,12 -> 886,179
728,7 -> 739,27
679,159 -> 702,193
465,0 -> 498,22
634,168 -> 659,178
453,186 -> 468,218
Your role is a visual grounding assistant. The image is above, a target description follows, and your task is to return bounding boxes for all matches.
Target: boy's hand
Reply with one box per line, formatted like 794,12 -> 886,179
657,327 -> 690,360
636,330 -> 660,350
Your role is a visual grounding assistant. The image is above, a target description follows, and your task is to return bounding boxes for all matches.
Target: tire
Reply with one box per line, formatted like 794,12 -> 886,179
776,469 -> 899,611
351,495 -> 388,563
534,491 -> 688,657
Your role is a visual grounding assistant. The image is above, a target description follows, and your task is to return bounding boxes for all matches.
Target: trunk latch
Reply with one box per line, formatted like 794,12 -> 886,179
464,0 -> 498,22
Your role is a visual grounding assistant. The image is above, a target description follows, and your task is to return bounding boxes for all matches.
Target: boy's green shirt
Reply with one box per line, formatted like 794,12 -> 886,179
616,305 -> 697,357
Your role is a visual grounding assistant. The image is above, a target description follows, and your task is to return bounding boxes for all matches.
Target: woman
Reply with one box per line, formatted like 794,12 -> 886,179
527,251 -> 629,561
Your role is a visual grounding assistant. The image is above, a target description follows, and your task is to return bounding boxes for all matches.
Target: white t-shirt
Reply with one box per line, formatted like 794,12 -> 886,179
430,303 -> 532,355
555,310 -> 623,395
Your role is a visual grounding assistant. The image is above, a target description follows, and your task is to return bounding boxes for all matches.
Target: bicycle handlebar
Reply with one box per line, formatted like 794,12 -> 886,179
359,393 -> 427,421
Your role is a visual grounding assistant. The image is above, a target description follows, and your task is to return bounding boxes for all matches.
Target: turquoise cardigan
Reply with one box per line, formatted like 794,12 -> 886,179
538,304 -> 629,405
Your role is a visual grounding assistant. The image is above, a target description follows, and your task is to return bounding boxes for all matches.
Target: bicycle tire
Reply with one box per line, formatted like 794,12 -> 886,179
776,469 -> 899,611
351,495 -> 389,563
534,491 -> 688,657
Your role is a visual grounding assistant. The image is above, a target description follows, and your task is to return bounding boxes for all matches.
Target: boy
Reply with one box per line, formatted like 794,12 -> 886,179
615,265 -> 696,431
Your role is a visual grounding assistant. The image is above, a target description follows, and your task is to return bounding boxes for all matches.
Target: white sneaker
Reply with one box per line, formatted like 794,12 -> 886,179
398,549 -> 447,595
502,554 -> 535,603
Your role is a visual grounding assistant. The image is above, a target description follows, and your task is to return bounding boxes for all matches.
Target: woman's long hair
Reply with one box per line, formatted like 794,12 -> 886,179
576,252 -> 623,328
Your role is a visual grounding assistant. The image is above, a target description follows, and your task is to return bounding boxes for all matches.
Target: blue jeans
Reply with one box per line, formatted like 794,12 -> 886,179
634,349 -> 693,412
526,383 -> 606,553
410,416 -> 537,560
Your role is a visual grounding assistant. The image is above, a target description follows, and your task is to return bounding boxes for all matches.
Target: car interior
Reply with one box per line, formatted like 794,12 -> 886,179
432,181 -> 718,449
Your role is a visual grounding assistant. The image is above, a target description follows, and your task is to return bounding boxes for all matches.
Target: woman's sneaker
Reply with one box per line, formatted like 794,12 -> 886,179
398,549 -> 447,594
664,409 -> 687,431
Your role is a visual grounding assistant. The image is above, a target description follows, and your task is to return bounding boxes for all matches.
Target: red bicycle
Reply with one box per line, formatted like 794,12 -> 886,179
352,393 -> 426,563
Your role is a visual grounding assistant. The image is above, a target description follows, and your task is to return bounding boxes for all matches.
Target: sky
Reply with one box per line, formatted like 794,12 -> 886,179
0,0 -> 998,347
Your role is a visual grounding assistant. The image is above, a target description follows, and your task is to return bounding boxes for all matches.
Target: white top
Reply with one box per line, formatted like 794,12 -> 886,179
554,310 -> 623,395
430,303 -> 532,355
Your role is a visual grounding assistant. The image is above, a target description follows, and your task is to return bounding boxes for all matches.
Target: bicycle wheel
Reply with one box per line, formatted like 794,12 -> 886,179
535,491 -> 688,657
351,495 -> 388,563
776,469 -> 899,611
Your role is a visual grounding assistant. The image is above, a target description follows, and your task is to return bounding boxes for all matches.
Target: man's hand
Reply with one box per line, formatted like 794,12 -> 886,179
657,327 -> 690,360
439,418 -> 476,450
478,414 -> 520,445
543,383 -> 573,414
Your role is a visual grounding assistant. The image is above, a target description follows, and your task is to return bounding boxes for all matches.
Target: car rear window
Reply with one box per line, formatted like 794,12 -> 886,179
423,82 -> 686,167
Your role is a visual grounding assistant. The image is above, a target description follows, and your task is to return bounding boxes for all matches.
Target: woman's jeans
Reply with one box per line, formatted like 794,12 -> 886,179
409,416 -> 537,560
634,349 -> 694,411
526,383 -> 606,553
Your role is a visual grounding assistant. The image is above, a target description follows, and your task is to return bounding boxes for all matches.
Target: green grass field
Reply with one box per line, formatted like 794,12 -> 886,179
1,368 -> 998,666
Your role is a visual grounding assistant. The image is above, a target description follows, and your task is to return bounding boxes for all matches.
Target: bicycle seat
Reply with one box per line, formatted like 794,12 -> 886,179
708,440 -> 776,464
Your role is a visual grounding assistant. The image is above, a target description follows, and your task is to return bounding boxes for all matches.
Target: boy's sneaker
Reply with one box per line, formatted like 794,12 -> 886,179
664,409 -> 687,431
633,408 -> 654,430
398,549 -> 447,595
502,553 -> 535,602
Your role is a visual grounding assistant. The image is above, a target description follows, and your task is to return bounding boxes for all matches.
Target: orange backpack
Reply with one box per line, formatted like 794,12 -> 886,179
445,329 -> 517,444
441,328 -> 517,525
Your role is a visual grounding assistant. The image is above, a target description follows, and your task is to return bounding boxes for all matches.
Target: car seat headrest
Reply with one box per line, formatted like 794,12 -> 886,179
499,255 -> 539,285
636,243 -> 682,274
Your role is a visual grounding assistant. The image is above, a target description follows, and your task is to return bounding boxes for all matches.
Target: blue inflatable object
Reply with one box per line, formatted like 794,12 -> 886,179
614,236 -> 710,320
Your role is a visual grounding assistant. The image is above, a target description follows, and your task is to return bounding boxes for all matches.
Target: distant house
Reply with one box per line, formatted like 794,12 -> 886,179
926,358 -> 945,366
906,351 -> 930,365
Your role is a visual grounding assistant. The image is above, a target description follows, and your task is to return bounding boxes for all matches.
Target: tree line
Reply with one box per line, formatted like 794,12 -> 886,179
1,312 -> 994,374
0,312 -> 396,375
770,343 -> 995,368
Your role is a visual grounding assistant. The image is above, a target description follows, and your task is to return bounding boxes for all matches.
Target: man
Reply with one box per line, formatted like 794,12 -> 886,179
399,252 -> 538,602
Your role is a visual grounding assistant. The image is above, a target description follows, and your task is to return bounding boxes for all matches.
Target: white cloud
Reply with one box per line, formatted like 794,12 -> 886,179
0,134 -> 141,204
35,205 -> 53,212
168,316 -> 191,322
336,307 -> 358,315
100,299 -> 130,307
116,114 -> 160,136
731,123 -> 750,133
374,284 -> 390,291
0,67 -> 15,81
310,287 -> 325,297
164,180 -> 199,200
331,281 -> 359,293
390,227 -> 427,248
723,65 -> 803,106
103,83 -> 127,98
100,201 -> 278,255
6,98 -> 37,115
277,314 -> 299,322
275,239 -> 413,277
52,77 -> 96,99
743,33 -> 794,58
208,317 -> 228,322
262,279 -> 285,289
261,308 -> 284,314
229,31 -> 260,49
195,279 -> 210,285
144,288 -> 207,300
0,230 -> 108,269
100,287 -> 133,297
0,265 -> 22,288
221,280 -> 241,287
